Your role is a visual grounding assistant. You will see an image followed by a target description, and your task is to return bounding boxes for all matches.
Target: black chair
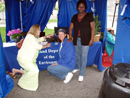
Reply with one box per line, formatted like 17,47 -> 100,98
40,32 -> 45,37
21,31 -> 28,37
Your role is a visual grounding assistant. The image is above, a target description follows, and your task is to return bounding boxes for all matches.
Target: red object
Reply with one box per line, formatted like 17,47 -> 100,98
78,12 -> 87,36
16,38 -> 24,49
102,49 -> 114,67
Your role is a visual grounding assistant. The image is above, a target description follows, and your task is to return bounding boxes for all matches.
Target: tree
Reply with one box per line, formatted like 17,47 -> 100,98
0,3 -> 5,13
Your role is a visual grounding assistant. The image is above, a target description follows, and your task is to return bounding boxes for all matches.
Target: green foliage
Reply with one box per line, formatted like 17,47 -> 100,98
10,33 -> 22,39
94,15 -> 102,35
0,27 -> 6,42
100,32 -> 104,39
0,3 -> 5,12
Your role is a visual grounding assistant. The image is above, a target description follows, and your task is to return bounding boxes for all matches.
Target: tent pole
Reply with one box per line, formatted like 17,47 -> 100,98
19,0 -> 23,32
57,0 -> 59,27
112,0 -> 119,27
57,0 -> 59,9
112,3 -> 117,27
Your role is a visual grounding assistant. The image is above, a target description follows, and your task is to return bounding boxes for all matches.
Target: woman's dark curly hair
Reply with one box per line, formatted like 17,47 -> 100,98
77,0 -> 87,10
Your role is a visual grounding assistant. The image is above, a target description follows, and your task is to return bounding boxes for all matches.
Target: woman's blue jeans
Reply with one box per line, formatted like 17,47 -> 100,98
75,37 -> 89,76
47,65 -> 73,80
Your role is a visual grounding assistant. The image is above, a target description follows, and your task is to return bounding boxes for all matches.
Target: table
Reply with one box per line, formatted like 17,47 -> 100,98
3,42 -> 105,72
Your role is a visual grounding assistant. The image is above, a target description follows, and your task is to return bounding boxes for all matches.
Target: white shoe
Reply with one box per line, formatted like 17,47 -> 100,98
63,72 -> 73,84
72,69 -> 79,73
78,76 -> 84,82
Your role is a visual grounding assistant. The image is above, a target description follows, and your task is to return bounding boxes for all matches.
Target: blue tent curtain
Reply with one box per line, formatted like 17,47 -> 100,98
58,0 -> 107,52
5,0 -> 21,42
120,0 -> 130,28
0,34 -> 14,98
95,0 -> 107,52
5,0 -> 56,42
21,0 -> 57,32
113,0 -> 130,64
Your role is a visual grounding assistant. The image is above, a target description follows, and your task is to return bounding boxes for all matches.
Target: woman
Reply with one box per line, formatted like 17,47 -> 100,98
12,24 -> 51,91
68,0 -> 95,81
47,28 -> 76,84
106,27 -> 116,57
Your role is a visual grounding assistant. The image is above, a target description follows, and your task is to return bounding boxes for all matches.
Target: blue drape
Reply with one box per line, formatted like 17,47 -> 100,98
5,0 -> 56,42
113,0 -> 130,64
120,0 -> 130,28
0,34 -> 14,98
5,0 -> 21,42
95,0 -> 107,53
21,0 -> 56,32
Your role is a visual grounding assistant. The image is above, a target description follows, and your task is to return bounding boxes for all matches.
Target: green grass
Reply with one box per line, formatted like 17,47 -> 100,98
54,7 -> 59,11
48,19 -> 57,22
0,27 -> 6,42
43,28 -> 54,35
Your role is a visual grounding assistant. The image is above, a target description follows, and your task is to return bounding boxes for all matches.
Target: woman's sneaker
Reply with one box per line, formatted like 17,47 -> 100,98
78,76 -> 84,82
72,69 -> 79,73
63,72 -> 73,84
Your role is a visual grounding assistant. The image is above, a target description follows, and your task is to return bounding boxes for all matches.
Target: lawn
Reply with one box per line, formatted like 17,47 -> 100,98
0,27 -> 6,42
48,19 -> 57,22
43,28 -> 54,35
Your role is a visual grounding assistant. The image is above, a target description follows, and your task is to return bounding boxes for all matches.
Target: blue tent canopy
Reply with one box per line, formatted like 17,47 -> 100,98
5,0 -> 107,52
113,0 -> 130,64
120,0 -> 130,28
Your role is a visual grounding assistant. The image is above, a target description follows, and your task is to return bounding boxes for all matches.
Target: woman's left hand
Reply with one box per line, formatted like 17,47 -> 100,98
46,43 -> 51,47
51,63 -> 58,66
89,40 -> 93,46
46,34 -> 54,38
48,34 -> 54,37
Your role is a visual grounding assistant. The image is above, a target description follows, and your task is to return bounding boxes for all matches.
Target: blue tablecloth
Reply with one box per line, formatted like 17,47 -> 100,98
3,42 -> 105,72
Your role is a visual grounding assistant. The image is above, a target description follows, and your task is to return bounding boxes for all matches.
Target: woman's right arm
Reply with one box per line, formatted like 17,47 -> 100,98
68,23 -> 74,42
